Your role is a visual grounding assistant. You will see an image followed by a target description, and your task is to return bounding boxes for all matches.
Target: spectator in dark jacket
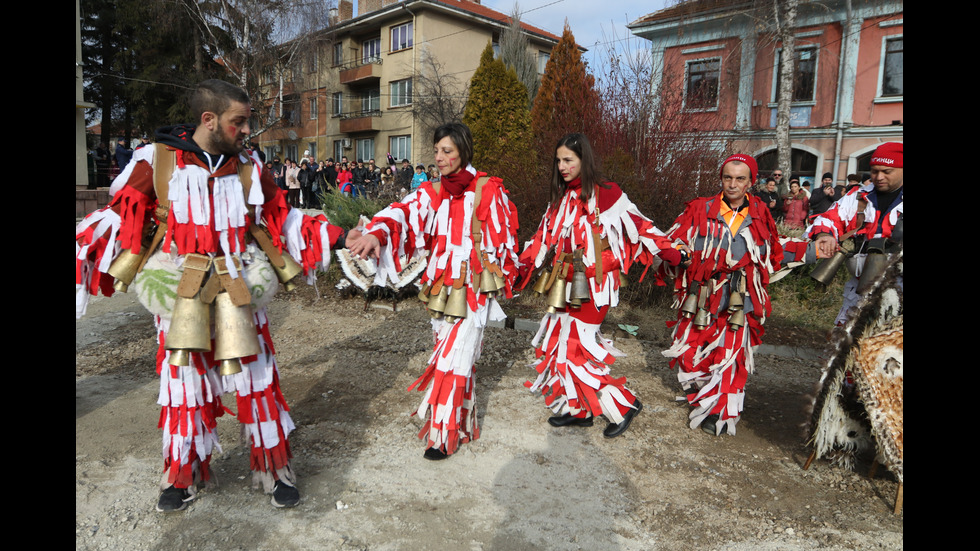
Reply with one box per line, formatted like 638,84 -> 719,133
758,178 -> 784,222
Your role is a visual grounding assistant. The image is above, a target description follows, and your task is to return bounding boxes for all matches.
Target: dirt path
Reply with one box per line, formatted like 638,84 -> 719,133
76,282 -> 902,550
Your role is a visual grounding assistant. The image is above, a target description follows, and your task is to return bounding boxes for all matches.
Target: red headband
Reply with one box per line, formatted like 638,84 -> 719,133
870,142 -> 903,168
720,154 -> 758,183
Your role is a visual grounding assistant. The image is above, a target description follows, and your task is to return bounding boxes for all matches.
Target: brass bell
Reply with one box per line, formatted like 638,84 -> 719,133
418,282 -> 431,303
810,251 -> 846,287
272,252 -> 304,292
480,268 -> 500,296
569,255 -> 591,306
108,248 -> 146,293
728,308 -> 745,330
444,287 -> 469,320
213,292 -> 261,375
728,289 -> 744,313
546,264 -> 568,314
680,290 -> 699,318
427,284 -> 449,318
165,294 -> 212,366
856,252 -> 889,295
531,268 -> 551,295
692,284 -> 711,329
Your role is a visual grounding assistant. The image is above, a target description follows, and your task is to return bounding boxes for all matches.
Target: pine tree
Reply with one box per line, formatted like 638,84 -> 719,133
530,22 -> 601,166
463,43 -> 534,209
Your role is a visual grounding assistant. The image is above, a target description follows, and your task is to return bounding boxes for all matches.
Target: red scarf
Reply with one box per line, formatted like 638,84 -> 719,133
441,169 -> 475,197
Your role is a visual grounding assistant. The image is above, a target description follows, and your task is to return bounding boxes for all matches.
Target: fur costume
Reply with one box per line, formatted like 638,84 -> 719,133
806,250 -> 903,480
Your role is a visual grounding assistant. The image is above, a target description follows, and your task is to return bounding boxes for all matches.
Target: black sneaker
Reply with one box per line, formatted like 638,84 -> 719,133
156,485 -> 192,513
700,414 -> 729,436
423,447 -> 449,461
272,481 -> 301,508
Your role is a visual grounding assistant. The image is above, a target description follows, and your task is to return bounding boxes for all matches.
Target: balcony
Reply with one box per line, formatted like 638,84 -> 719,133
338,110 -> 383,133
339,58 -> 383,85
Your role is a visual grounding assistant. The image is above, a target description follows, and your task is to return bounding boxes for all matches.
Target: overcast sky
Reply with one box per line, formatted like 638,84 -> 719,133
479,0 -> 670,67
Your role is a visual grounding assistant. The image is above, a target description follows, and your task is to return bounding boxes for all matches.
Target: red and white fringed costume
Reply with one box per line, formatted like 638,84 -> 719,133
805,183 -> 904,325
75,132 -> 343,496
658,194 -> 808,435
518,179 -> 674,424
363,165 -> 519,456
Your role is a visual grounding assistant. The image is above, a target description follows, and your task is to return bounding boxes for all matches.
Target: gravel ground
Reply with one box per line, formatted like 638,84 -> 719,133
76,276 -> 903,551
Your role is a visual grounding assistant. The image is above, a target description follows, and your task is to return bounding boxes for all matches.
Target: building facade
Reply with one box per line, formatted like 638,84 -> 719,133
253,0 -> 559,167
628,0 -> 903,188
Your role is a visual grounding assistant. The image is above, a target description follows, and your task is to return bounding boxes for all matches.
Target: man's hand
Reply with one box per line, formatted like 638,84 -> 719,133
347,231 -> 381,261
814,233 -> 839,258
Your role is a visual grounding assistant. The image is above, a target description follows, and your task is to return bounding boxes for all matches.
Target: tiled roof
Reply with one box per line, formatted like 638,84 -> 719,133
434,0 -> 561,42
629,0 -> 751,28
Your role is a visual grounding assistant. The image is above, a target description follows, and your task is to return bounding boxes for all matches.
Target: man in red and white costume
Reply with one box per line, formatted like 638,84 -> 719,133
346,123 -> 520,461
76,80 -> 345,511
659,154 -> 810,436
806,142 -> 904,325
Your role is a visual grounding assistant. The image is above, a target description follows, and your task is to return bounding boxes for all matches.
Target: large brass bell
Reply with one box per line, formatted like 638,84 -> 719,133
680,288 -> 699,318
213,292 -> 261,376
417,282 -> 431,303
480,268 -> 500,297
531,268 -> 551,295
427,285 -> 449,318
692,284 -> 712,329
272,252 -> 304,292
728,308 -> 745,330
108,248 -> 146,293
444,287 -> 469,320
856,239 -> 889,295
546,263 -> 568,314
811,238 -> 854,288
165,294 -> 212,366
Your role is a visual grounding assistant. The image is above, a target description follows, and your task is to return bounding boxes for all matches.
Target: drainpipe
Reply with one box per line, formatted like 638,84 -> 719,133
403,2 -> 418,162
832,0 -> 853,184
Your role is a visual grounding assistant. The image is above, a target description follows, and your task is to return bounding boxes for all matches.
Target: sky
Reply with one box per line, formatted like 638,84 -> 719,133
479,0 -> 670,68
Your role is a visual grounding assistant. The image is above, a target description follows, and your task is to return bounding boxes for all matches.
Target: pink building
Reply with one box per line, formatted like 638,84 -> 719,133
628,0 -> 903,188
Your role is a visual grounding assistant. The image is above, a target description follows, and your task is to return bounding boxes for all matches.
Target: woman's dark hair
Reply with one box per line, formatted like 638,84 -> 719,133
432,123 -> 473,170
550,133 -> 607,204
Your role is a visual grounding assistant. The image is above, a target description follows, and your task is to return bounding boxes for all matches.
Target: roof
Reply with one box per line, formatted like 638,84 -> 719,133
333,0 -> 562,45
437,0 -> 561,43
628,0 -> 752,28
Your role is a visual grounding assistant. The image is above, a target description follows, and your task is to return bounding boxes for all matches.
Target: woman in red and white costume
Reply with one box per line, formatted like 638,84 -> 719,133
517,133 -> 681,438
346,123 -> 520,460
76,80 -> 345,511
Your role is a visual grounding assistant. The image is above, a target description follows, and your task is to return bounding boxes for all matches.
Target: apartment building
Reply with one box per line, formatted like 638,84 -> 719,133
254,0 -> 560,167
628,0 -> 903,187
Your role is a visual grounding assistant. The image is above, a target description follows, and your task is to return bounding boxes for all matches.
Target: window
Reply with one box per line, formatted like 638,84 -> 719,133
309,97 -> 318,120
363,37 -> 381,64
282,95 -> 301,126
881,36 -> 903,97
307,143 -> 317,160
334,141 -> 345,162
775,45 -> 818,103
332,92 -> 344,116
391,22 -> 413,52
390,78 -> 413,107
333,43 -> 344,66
685,57 -> 720,110
390,135 -> 411,163
356,138 -> 375,163
361,89 -> 380,113
286,145 -> 298,162
538,51 -> 550,75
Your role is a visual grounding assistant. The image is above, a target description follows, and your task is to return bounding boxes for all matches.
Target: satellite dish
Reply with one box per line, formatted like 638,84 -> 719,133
288,130 -> 298,140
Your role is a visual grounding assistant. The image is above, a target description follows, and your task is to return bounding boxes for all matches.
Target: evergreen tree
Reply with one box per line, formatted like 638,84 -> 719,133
530,22 -> 600,167
463,43 -> 534,214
